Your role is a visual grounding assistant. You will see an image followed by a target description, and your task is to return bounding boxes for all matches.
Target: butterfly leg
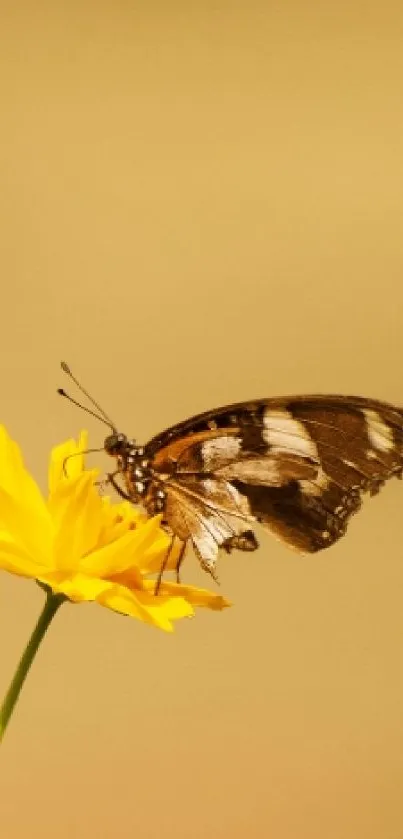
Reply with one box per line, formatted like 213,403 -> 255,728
154,535 -> 177,595
174,540 -> 187,584
107,471 -> 133,501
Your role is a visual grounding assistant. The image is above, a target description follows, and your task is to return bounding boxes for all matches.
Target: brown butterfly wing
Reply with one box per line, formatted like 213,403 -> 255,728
144,396 -> 403,573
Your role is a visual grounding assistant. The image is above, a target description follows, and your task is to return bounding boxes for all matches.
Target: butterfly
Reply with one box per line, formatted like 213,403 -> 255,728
59,364 -> 403,590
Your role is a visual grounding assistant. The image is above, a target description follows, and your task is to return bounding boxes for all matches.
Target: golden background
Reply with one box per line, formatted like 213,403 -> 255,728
1,2 -> 403,836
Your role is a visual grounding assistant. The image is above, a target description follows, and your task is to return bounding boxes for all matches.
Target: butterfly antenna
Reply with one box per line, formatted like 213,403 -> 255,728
59,362 -> 117,431
57,388 -> 115,429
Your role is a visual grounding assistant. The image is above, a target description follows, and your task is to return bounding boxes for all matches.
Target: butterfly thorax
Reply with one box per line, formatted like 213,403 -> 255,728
104,432 -> 167,514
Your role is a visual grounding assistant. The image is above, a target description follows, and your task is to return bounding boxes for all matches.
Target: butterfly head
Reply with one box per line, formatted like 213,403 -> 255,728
104,432 -> 146,469
104,432 -> 131,457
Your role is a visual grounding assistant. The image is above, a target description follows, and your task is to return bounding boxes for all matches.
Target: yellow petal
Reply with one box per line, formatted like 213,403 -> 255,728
96,497 -> 145,547
0,426 -> 28,498
0,487 -> 52,567
124,516 -> 172,570
0,530 -> 50,578
43,572 -> 193,631
143,579 -> 232,611
48,431 -> 89,493
79,530 -> 146,581
136,535 -> 184,575
49,471 -> 103,570
80,515 -> 170,578
97,586 -> 193,631
130,588 -> 195,623
100,497 -> 146,528
0,428 -> 52,563
40,572 -> 116,602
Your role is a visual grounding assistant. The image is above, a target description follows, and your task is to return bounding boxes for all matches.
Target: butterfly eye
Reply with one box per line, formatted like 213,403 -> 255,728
104,433 -> 127,456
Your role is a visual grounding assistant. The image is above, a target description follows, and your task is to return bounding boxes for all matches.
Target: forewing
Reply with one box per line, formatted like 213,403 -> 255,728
242,397 -> 403,552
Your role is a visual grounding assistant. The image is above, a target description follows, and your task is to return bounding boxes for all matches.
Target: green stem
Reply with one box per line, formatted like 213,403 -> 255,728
0,590 -> 64,743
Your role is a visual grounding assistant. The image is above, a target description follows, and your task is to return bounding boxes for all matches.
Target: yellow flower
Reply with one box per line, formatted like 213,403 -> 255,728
0,427 -> 230,631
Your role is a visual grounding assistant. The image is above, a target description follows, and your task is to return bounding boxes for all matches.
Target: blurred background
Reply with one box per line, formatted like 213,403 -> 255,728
1,1 -> 403,836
